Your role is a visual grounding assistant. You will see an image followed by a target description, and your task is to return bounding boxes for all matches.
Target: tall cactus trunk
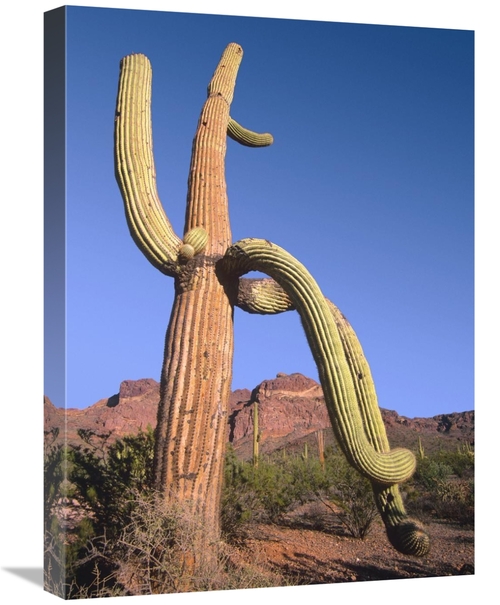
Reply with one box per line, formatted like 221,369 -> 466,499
152,45 -> 242,542
115,46 -> 246,557
153,274 -> 234,540
115,44 -> 273,569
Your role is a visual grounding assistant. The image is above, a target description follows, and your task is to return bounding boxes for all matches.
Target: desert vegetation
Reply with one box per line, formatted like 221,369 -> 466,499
44,428 -> 473,598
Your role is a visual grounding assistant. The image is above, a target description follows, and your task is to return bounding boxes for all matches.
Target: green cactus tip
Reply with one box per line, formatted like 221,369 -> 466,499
386,519 -> 430,557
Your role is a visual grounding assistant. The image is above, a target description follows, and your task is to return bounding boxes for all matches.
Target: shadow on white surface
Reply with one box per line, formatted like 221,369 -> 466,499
2,568 -> 43,588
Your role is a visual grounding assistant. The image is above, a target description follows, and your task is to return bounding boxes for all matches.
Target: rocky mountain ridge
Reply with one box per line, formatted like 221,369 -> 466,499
44,373 -> 474,457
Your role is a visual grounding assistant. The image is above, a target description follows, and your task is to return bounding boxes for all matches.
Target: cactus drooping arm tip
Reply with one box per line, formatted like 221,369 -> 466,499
386,519 -> 430,557
227,118 -> 274,147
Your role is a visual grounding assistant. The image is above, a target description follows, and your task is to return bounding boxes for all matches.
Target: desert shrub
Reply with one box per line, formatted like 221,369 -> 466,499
288,453 -> 330,504
43,428 -> 156,597
222,447 -> 332,535
414,442 -> 474,484
70,427 -> 155,536
46,434 -> 287,597
251,459 -> 301,522
407,443 -> 474,524
414,458 -> 454,489
316,453 -> 379,539
66,490 -> 287,596
221,454 -> 294,529
433,477 -> 474,524
44,444 -> 69,521
221,445 -> 261,536
44,444 -> 80,597
434,444 -> 474,478
221,445 -> 378,540
114,491 -> 203,594
114,491 -> 256,594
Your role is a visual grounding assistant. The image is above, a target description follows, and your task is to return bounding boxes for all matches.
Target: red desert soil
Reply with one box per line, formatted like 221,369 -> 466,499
233,505 -> 474,585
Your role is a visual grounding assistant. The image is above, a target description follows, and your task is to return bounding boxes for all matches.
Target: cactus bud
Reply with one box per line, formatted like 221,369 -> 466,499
178,227 -> 208,262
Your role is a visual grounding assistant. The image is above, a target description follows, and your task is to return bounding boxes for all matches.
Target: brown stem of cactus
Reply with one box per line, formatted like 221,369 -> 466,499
151,45 -> 244,544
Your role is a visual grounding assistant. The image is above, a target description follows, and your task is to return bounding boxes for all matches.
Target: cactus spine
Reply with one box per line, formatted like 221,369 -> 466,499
115,43 -> 428,558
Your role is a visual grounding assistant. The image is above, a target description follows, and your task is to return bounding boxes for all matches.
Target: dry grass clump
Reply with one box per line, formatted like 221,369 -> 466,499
115,491 -> 286,595
48,490 -> 286,598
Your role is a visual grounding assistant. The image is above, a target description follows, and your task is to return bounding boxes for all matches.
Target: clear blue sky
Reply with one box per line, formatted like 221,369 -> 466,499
49,6 -> 473,418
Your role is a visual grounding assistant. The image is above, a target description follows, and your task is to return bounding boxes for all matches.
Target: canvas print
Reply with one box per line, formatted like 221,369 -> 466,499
44,5 -> 474,599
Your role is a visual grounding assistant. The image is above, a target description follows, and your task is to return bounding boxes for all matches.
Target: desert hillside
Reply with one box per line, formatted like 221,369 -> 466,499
44,372 -> 473,457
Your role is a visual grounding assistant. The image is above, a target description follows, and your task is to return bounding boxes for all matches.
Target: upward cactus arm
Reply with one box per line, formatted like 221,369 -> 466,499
222,238 -> 416,486
183,43 -> 243,251
114,53 -> 182,276
206,42 -> 243,105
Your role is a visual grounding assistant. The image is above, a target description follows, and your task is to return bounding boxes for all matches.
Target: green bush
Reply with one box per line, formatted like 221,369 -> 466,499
222,446 -> 330,535
70,427 -> 155,536
44,428 -> 156,597
414,458 -> 454,489
313,452 -> 378,539
221,445 -> 379,540
407,443 -> 474,524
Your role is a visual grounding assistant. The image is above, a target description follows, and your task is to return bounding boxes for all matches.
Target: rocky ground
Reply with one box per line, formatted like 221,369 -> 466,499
231,503 -> 474,586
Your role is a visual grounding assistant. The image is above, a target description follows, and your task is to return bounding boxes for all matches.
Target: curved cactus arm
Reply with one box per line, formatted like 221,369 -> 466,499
222,238 -> 416,486
327,301 -> 430,556
227,118 -> 274,147
235,277 -> 295,314
114,53 -> 182,277
373,484 -> 430,556
327,300 -> 389,451
231,270 -> 429,555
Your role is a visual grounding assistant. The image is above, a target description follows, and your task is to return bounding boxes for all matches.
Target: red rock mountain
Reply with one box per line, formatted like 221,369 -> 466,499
44,373 -> 474,458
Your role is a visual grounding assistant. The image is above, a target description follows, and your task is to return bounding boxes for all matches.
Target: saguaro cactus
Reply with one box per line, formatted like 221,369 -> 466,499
253,402 -> 260,468
114,43 -> 429,558
115,44 -> 272,548
316,429 -> 325,471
